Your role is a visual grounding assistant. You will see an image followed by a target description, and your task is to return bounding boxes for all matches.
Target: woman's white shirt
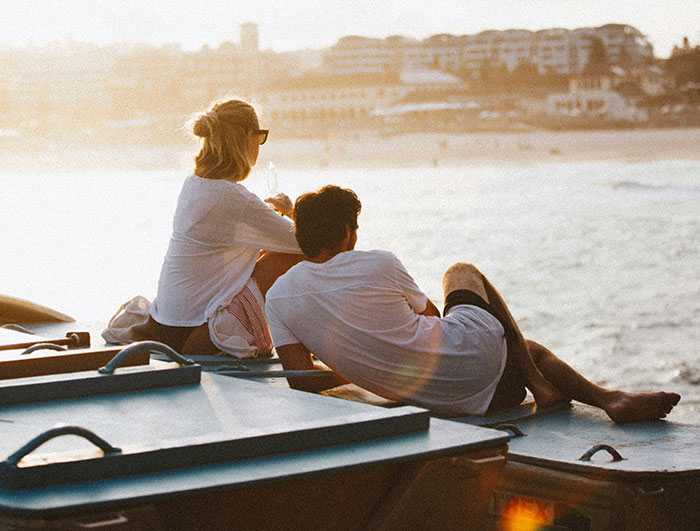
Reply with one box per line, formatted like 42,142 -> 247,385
150,174 -> 300,327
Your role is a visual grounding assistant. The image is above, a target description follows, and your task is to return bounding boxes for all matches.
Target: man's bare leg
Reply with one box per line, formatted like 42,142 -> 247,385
442,262 -> 680,422
526,340 -> 680,422
443,263 -> 569,409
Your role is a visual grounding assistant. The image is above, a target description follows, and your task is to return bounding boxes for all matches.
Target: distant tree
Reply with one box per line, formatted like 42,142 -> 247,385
666,38 -> 700,86
456,67 -> 479,83
478,59 -> 509,87
540,67 -> 571,91
615,80 -> 644,98
584,37 -> 610,75
637,92 -> 676,109
511,60 -> 540,86
618,48 -> 633,68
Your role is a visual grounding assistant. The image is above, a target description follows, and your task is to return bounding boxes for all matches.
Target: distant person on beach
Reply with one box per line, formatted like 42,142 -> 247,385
147,99 -> 302,357
265,185 -> 681,422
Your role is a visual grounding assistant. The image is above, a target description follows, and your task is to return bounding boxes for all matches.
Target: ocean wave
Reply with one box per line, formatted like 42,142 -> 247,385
636,318 -> 697,330
674,362 -> 700,385
609,180 -> 700,195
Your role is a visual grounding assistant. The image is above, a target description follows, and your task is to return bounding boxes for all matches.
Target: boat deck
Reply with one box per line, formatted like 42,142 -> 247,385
3,320 -> 700,530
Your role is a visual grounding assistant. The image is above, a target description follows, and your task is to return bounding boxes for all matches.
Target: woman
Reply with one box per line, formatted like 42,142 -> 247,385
149,99 -> 302,357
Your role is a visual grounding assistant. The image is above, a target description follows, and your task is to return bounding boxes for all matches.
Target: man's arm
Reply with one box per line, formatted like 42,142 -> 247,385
388,253 -> 440,318
276,343 -> 349,393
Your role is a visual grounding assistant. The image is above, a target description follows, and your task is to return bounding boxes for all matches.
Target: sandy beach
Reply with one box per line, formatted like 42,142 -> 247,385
268,127 -> 700,169
3,127 -> 700,173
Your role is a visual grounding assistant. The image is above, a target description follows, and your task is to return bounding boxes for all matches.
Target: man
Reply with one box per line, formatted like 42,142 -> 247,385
265,185 -> 680,422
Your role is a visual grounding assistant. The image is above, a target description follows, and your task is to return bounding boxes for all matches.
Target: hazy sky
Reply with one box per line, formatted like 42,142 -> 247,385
1,0 -> 699,58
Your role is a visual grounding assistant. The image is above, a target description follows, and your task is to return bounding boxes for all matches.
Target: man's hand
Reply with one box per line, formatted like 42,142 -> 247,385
276,343 -> 348,392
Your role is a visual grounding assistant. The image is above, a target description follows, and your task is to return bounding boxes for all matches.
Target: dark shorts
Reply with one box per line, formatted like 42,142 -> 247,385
444,290 -> 527,412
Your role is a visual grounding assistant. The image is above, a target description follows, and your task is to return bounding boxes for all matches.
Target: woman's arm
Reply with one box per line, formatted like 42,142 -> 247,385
236,194 -> 302,254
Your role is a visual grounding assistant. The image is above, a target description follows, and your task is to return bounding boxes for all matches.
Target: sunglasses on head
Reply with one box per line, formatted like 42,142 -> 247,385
252,129 -> 269,145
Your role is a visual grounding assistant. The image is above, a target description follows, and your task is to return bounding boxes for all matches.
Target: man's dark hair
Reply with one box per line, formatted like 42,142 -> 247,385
293,185 -> 361,258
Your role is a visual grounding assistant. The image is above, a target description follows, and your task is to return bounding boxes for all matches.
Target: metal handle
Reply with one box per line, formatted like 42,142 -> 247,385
4,426 -> 121,466
21,343 -> 68,355
72,513 -> 130,529
636,485 -> 665,497
451,454 -> 507,470
215,367 -> 334,378
64,332 -> 91,347
98,341 -> 194,374
579,444 -> 625,462
449,454 -> 507,479
0,324 -> 35,334
494,423 -> 526,438
1,331 -> 90,352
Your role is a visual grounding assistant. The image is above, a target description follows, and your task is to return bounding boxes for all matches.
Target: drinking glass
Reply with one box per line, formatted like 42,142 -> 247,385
267,161 -> 278,195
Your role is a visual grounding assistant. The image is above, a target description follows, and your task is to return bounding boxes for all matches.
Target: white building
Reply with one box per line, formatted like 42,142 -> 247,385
2,43 -> 114,127
323,24 -> 654,76
258,68 -> 461,127
240,22 -> 259,53
547,73 -> 648,122
258,77 -> 408,125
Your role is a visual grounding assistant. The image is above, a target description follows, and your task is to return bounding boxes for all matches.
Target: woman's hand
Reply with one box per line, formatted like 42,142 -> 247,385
264,193 -> 294,218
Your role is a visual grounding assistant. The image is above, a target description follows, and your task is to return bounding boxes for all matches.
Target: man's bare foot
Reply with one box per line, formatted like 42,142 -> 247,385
603,390 -> 681,423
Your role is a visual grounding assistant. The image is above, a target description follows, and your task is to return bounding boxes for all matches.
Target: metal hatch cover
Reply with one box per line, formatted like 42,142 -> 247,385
0,373 -> 436,490
488,403 -> 700,479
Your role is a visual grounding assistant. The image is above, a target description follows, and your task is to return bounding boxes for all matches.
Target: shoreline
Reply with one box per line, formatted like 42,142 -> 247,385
2,127 -> 700,173
270,127 -> 700,169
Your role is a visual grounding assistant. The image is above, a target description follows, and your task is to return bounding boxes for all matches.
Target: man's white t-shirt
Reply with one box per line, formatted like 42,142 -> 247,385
150,174 -> 300,327
266,250 -> 507,416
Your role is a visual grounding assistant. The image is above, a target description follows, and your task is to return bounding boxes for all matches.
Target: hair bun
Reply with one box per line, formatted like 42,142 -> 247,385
193,111 -> 218,138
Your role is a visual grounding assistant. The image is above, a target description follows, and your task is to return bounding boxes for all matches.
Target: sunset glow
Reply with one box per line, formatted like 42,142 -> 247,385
1,0 -> 698,57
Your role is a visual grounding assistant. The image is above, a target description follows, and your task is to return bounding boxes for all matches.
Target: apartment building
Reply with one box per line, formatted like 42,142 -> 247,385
548,72 -> 648,122
259,67 -> 465,130
323,24 -> 654,76
258,74 -> 409,127
325,35 -> 406,74
0,22 -> 660,138
1,43 -> 114,129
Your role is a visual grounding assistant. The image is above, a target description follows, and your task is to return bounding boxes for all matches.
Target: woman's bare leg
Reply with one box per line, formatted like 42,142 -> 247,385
181,323 -> 219,356
181,252 -> 304,356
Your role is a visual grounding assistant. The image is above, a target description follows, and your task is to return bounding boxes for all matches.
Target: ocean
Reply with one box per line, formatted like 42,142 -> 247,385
2,156 -> 699,424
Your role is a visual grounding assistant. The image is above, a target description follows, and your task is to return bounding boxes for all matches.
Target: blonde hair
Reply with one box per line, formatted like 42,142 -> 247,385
191,99 -> 259,181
